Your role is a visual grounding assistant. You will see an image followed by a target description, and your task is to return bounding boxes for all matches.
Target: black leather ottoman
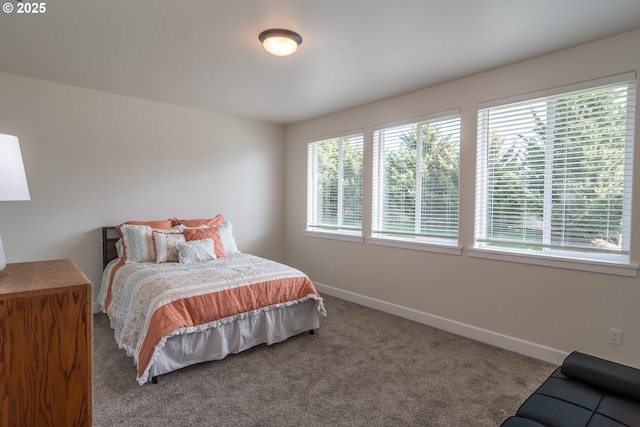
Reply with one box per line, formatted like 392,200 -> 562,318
501,351 -> 640,427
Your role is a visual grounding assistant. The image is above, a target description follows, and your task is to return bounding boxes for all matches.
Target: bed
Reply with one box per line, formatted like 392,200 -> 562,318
96,217 -> 326,385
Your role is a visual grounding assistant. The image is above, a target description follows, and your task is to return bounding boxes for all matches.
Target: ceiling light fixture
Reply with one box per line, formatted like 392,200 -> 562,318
258,28 -> 302,57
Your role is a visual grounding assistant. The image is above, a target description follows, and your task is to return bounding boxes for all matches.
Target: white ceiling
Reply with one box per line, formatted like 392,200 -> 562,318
1,0 -> 639,125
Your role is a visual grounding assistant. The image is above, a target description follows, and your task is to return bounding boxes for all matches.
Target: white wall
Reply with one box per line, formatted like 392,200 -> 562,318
0,72 -> 285,296
284,29 -> 640,367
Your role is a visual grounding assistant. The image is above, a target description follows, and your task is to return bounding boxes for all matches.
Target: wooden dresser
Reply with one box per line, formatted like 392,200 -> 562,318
0,259 -> 92,427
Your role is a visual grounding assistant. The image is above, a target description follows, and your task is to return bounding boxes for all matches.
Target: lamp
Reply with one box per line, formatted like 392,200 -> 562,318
0,134 -> 31,272
258,28 -> 302,56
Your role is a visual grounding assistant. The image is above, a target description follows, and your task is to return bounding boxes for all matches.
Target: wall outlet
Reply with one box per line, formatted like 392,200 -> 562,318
329,267 -> 335,276
609,328 -> 622,345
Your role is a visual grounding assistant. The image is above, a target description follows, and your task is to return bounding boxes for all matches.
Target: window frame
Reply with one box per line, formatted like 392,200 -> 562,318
472,73 -> 638,276
370,109 -> 462,253
305,131 -> 364,241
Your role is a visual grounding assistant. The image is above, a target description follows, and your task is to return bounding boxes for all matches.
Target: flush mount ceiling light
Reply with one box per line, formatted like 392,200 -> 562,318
258,28 -> 302,57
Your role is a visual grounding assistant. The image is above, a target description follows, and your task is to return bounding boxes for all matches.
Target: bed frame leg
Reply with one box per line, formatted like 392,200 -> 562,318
309,329 -> 315,335
151,376 -> 158,384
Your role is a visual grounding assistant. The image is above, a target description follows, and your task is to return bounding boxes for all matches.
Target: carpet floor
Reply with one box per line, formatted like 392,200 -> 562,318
93,294 -> 555,426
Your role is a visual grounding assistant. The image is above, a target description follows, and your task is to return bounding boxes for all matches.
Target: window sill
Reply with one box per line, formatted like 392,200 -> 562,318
304,230 -> 364,243
366,237 -> 462,255
468,247 -> 638,277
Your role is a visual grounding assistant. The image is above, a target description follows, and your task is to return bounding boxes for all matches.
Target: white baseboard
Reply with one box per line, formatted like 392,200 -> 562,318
314,282 -> 568,366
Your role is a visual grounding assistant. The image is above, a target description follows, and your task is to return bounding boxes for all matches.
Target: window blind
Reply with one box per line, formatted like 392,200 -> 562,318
475,76 -> 636,259
307,133 -> 363,234
372,113 -> 460,243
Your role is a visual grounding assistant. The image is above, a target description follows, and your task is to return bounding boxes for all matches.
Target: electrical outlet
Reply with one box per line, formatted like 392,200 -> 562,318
329,267 -> 335,277
609,328 -> 622,345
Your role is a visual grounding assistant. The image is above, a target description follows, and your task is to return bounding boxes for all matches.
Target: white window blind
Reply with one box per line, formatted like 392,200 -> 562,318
307,133 -> 363,235
475,75 -> 636,261
372,112 -> 460,244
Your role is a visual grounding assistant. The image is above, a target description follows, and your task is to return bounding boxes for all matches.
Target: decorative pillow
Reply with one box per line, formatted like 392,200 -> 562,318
117,223 -> 181,263
115,239 -> 123,259
177,239 -> 216,264
116,224 -> 153,263
171,215 -> 224,228
183,227 -> 225,258
152,230 -> 186,263
220,221 -> 239,254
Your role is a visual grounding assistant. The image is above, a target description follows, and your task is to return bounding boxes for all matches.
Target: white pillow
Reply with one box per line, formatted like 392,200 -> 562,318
117,224 -> 155,263
117,224 -> 182,263
177,239 -> 216,264
115,239 -> 123,259
220,221 -> 239,254
153,231 -> 186,263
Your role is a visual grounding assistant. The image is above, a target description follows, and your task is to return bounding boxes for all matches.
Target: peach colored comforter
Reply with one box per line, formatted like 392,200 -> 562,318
100,253 -> 325,383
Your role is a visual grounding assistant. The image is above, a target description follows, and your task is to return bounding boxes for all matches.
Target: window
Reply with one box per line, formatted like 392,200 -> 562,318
306,132 -> 363,237
475,74 -> 636,265
372,111 -> 461,246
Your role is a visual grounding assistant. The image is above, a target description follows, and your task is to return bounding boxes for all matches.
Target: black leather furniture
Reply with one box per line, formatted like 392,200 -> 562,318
501,351 -> 640,427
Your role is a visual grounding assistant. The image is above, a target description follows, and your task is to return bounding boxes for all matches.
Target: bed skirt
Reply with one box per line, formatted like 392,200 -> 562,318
112,298 -> 321,383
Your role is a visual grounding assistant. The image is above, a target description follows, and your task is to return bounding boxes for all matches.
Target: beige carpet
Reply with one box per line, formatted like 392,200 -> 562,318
93,294 -> 556,426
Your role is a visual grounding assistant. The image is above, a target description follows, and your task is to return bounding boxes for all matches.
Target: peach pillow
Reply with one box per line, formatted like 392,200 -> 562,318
125,219 -> 173,229
171,215 -> 224,228
183,227 -> 225,258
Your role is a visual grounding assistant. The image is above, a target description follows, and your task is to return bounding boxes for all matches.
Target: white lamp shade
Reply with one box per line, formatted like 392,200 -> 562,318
0,134 -> 30,201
